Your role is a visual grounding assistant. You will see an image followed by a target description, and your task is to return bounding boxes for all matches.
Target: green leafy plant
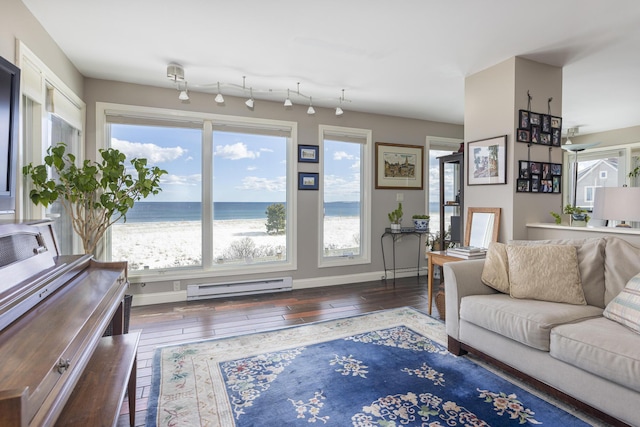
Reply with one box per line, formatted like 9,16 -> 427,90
23,143 -> 167,254
412,214 -> 430,219
629,165 -> 640,178
550,211 -> 562,224
550,205 -> 590,224
387,202 -> 403,224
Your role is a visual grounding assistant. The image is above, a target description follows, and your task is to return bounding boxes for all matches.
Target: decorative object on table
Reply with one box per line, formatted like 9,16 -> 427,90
516,160 -> 562,193
467,135 -> 507,185
375,142 -> 424,189
445,246 -> 487,259
297,144 -> 319,163
550,205 -> 590,226
147,307 -> 593,427
387,202 -> 403,233
23,142 -> 166,255
592,186 -> 640,227
411,214 -> 429,232
298,172 -> 319,190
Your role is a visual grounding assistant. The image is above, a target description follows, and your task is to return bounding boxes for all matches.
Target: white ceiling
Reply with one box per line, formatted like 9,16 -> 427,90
21,0 -> 640,135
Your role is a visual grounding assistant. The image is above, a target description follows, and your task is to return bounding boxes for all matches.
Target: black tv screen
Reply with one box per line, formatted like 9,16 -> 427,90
0,56 -> 20,213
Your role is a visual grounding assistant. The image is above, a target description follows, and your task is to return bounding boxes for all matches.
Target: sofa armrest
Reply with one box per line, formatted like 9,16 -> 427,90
443,259 -> 497,341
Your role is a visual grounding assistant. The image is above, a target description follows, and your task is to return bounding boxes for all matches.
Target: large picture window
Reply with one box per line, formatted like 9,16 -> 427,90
100,104 -> 296,277
319,125 -> 371,266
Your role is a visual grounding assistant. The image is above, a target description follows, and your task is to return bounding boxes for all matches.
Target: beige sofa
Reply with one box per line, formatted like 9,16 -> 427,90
444,236 -> 640,426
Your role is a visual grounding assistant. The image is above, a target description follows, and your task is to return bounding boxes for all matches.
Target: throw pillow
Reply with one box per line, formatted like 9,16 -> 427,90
481,242 -> 509,293
506,244 -> 586,305
603,272 -> 640,334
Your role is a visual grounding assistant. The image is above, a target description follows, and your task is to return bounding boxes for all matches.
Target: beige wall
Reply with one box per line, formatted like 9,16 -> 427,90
464,57 -> 563,242
84,78 -> 463,294
0,0 -> 83,96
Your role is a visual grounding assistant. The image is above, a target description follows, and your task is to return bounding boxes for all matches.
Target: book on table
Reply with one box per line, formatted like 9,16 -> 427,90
446,247 -> 487,259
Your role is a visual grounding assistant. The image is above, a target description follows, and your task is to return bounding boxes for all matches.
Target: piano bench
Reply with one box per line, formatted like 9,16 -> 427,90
56,331 -> 141,427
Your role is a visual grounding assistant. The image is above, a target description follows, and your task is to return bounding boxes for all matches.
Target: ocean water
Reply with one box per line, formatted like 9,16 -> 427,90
120,201 -> 360,223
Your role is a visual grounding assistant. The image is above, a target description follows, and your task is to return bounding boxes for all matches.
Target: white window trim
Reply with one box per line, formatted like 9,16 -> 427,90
317,124 -> 372,268
96,102 -> 298,282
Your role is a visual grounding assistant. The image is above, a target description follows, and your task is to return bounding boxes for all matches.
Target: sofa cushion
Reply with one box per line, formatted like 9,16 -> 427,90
550,317 -> 640,393
506,245 -> 586,305
603,272 -> 640,334
460,294 -> 603,351
481,242 -> 509,293
509,238 -> 606,307
603,237 -> 640,305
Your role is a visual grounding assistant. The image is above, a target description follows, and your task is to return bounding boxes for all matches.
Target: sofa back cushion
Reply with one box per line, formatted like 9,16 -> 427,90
509,238 -> 606,307
604,237 -> 640,305
481,242 -> 510,293
506,244 -> 586,305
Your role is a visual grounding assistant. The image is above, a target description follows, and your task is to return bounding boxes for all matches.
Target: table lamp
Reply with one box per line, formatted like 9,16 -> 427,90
592,187 -> 640,227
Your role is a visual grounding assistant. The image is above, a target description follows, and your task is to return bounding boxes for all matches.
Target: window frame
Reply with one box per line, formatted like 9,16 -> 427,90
96,102 -> 298,282
317,124 -> 372,268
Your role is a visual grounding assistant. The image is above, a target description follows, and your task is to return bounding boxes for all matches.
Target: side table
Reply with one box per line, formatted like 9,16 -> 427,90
426,251 -> 466,317
381,228 -> 426,285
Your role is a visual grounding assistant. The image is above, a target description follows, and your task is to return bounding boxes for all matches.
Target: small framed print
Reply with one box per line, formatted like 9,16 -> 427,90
298,144 -> 319,163
540,132 -> 551,145
541,163 -> 551,179
517,128 -> 530,143
530,162 -> 541,175
542,115 -> 551,133
519,110 -> 530,129
298,172 -> 319,190
552,175 -> 561,193
540,179 -> 553,193
551,116 -> 562,129
516,179 -> 530,192
552,128 -> 561,147
551,163 -> 562,175
530,112 -> 541,126
519,160 -> 530,178
531,176 -> 540,192
531,125 -> 540,144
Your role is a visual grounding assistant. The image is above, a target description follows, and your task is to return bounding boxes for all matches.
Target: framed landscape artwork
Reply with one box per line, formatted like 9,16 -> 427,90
298,144 -> 319,163
375,142 -> 424,189
467,135 -> 507,185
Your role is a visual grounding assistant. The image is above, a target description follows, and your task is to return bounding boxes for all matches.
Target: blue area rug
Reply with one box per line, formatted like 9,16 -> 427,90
147,307 -> 591,426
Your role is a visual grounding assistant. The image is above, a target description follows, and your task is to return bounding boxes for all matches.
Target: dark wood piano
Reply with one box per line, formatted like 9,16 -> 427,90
0,221 -> 139,426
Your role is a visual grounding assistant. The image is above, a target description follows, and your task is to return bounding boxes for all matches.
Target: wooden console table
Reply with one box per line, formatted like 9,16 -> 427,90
426,251 -> 466,316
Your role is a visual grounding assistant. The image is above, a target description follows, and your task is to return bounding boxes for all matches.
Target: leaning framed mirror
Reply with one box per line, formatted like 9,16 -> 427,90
464,207 -> 501,248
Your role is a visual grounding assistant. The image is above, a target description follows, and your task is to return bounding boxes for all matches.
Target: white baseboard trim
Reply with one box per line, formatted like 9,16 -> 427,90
130,269 -> 426,306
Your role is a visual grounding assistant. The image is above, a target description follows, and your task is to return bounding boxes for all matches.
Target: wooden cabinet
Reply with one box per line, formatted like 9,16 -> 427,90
438,152 -> 464,249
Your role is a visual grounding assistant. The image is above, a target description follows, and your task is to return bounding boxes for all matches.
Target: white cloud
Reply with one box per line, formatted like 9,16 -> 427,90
334,151 -> 355,161
323,173 -> 361,201
260,148 -> 274,153
247,166 -> 258,171
214,142 -> 260,160
111,138 -> 186,163
238,176 -> 286,192
161,173 -> 202,186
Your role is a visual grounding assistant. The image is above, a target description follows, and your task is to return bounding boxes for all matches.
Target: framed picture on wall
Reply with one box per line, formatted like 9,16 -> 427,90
467,135 -> 507,185
298,144 -> 319,163
375,142 -> 424,189
298,172 -> 319,190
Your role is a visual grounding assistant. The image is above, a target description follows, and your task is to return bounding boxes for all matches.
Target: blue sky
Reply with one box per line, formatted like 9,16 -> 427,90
111,125 -> 360,203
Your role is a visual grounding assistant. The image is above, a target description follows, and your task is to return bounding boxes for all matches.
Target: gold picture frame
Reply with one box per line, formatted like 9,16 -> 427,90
375,142 -> 424,190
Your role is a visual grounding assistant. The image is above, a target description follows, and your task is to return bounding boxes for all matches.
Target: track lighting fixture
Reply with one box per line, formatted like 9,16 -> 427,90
245,87 -> 255,109
284,89 -> 293,107
165,65 -> 351,113
307,97 -> 315,115
214,82 -> 224,104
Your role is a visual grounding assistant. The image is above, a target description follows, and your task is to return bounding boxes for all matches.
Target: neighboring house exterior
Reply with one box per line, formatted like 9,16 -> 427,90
575,159 -> 618,208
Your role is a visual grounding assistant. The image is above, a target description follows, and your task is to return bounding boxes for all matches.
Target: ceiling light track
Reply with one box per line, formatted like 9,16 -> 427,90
166,64 -> 350,115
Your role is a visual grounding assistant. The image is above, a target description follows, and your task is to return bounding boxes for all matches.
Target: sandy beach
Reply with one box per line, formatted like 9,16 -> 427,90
112,216 -> 360,270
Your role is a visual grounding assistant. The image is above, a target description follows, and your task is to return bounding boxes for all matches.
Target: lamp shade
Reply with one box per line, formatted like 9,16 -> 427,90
592,187 -> 640,223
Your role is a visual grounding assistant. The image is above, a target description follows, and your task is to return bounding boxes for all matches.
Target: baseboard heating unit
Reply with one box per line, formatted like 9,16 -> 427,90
186,277 -> 293,301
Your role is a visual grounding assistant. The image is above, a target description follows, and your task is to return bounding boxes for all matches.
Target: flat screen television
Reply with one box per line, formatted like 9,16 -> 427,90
0,55 -> 20,213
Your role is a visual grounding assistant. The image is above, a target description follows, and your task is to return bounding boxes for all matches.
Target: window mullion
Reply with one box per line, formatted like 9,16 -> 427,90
202,120 -> 214,269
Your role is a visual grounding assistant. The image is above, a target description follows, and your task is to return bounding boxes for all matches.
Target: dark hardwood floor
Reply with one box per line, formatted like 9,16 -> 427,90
117,275 -> 439,426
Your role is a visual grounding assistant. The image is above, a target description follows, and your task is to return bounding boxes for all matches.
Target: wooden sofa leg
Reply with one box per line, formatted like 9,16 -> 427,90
448,336 -> 467,356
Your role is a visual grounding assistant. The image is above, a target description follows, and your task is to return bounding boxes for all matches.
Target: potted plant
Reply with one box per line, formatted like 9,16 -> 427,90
387,202 -> 403,233
412,214 -> 430,232
550,205 -> 590,226
23,143 -> 167,255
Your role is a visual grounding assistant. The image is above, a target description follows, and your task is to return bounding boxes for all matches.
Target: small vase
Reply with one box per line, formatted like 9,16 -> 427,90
390,223 -> 401,233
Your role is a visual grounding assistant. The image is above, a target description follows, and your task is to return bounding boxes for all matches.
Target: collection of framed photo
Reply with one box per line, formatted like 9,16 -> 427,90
517,110 -> 562,146
517,160 -> 562,193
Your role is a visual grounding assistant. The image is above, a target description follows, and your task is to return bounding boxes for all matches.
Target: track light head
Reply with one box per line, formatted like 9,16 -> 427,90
179,90 -> 189,101
284,89 -> 293,107
215,93 -> 225,104
307,105 -> 315,115
335,106 -> 344,116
